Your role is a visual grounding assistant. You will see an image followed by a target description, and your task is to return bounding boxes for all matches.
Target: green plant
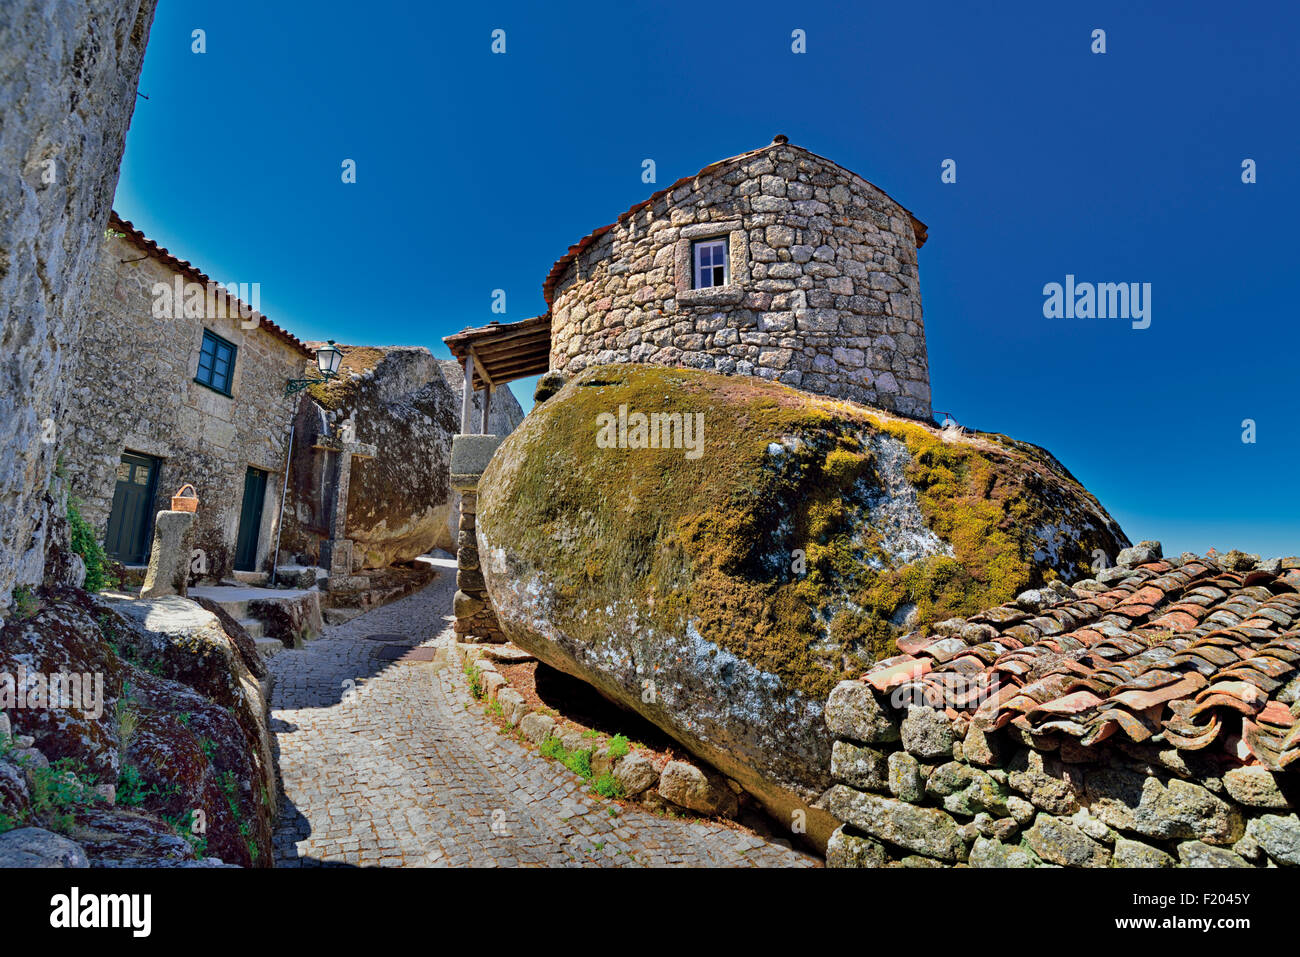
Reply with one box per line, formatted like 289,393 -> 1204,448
537,735 -> 594,781
463,660 -> 484,699
116,694 -> 140,754
216,770 -> 259,864
26,757 -> 100,833
68,499 -> 114,592
607,734 -> 630,760
563,748 -> 593,779
199,736 -> 217,761
592,772 -> 625,800
162,810 -> 208,858
116,763 -> 149,807
10,585 -> 38,620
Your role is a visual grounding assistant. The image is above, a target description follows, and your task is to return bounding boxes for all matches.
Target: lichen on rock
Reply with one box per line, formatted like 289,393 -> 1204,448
478,364 -> 1127,845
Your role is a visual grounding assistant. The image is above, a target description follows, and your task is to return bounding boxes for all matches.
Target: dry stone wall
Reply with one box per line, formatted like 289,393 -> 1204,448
0,0 -> 159,611
62,233 -> 309,580
549,140 -> 931,419
823,680 -> 1299,868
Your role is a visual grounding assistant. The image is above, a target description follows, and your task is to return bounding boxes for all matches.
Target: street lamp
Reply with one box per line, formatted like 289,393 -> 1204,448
285,340 -> 344,395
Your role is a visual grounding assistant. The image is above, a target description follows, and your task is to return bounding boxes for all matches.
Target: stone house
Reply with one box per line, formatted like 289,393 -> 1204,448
545,135 -> 933,418
60,214 -> 315,581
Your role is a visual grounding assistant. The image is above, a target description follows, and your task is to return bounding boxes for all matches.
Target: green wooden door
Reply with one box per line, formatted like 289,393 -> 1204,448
234,467 -> 268,572
104,452 -> 160,564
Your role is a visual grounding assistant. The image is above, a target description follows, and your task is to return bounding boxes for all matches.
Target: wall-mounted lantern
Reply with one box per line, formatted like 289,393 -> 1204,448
285,340 -> 344,396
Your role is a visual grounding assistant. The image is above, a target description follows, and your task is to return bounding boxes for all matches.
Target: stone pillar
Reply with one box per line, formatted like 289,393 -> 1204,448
449,434 -> 505,642
140,510 -> 195,598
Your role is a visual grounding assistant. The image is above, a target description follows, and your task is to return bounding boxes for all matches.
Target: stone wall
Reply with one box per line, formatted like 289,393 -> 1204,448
823,680 -> 1299,867
0,0 -> 159,612
61,228 -> 310,580
549,138 -> 931,419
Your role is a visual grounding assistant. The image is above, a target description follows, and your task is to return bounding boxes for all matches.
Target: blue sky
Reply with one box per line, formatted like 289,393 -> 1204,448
114,0 -> 1299,558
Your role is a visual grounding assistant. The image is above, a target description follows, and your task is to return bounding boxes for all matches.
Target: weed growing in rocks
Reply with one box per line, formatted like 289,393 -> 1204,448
464,660 -> 484,699
68,499 -> 116,592
10,585 -> 39,619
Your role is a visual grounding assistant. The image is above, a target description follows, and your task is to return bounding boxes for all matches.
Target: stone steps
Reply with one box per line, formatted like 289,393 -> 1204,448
254,636 -> 284,660
238,617 -> 265,639
229,570 -> 270,586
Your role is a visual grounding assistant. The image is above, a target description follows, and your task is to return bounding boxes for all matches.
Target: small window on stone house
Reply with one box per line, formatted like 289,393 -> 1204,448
693,238 -> 729,289
195,329 -> 237,395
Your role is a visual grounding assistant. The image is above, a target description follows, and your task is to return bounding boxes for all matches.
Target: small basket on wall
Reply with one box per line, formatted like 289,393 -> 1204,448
171,484 -> 199,513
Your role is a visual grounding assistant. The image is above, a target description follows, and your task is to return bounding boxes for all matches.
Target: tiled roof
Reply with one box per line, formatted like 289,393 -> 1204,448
108,213 -> 314,357
862,550 -> 1300,772
540,136 -> 929,308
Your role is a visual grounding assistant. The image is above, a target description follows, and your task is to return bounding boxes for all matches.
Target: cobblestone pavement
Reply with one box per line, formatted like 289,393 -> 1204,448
269,560 -> 817,867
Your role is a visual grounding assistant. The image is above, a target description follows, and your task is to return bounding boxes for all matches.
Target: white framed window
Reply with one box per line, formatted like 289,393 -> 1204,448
693,238 -> 729,289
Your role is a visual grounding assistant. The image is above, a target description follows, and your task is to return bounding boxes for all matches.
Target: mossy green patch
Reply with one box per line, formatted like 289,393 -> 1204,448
480,365 -> 1125,703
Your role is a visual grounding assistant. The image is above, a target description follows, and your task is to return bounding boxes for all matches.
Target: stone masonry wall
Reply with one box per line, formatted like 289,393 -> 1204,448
822,680 -> 1299,868
453,490 -> 504,642
549,140 -> 931,419
61,233 -> 310,580
0,0 -> 159,612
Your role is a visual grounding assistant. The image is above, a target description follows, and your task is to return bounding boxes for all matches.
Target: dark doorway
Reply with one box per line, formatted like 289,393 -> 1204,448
104,451 -> 160,564
234,467 -> 268,572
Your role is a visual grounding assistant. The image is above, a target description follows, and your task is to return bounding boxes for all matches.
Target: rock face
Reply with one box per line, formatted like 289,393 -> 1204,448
0,587 -> 275,866
478,364 -> 1127,845
0,0 -> 158,612
280,347 -> 523,569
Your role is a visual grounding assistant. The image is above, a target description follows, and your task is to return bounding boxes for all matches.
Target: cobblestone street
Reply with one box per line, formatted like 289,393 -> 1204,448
269,561 -> 816,867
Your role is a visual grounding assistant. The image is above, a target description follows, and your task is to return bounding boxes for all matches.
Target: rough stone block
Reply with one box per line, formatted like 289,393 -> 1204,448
825,680 -> 899,744
826,826 -> 889,868
830,740 -> 889,792
657,760 -> 738,817
519,712 -> 555,744
1222,765 -> 1289,809
449,433 -> 505,489
613,753 -> 659,797
1024,812 -> 1111,867
1086,769 -> 1243,846
825,785 -> 963,862
139,510 -> 195,598
900,705 -> 955,760
1111,838 -> 1175,868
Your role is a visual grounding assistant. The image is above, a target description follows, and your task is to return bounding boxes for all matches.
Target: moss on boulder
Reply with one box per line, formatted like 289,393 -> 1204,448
478,365 -> 1127,846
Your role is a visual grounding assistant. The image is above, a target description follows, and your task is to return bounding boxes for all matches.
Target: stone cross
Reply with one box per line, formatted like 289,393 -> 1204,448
313,422 -> 376,583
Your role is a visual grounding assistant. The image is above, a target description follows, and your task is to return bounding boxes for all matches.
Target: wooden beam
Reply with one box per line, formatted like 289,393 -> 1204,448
481,354 -> 551,379
469,331 -> 552,359
480,385 -> 492,434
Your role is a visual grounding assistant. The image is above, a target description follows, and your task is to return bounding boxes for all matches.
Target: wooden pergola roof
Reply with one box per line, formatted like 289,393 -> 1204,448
443,315 -> 552,390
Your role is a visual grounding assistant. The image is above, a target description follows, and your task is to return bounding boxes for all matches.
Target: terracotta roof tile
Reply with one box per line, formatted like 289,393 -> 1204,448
108,213 -> 313,358
859,551 -> 1300,769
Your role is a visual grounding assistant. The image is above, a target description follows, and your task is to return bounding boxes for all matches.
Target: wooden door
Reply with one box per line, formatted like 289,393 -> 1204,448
234,467 -> 268,572
104,452 -> 160,564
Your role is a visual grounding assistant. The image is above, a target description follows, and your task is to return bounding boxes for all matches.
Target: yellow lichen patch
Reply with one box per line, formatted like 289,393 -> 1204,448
479,364 -> 1126,702
305,344 -> 387,411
